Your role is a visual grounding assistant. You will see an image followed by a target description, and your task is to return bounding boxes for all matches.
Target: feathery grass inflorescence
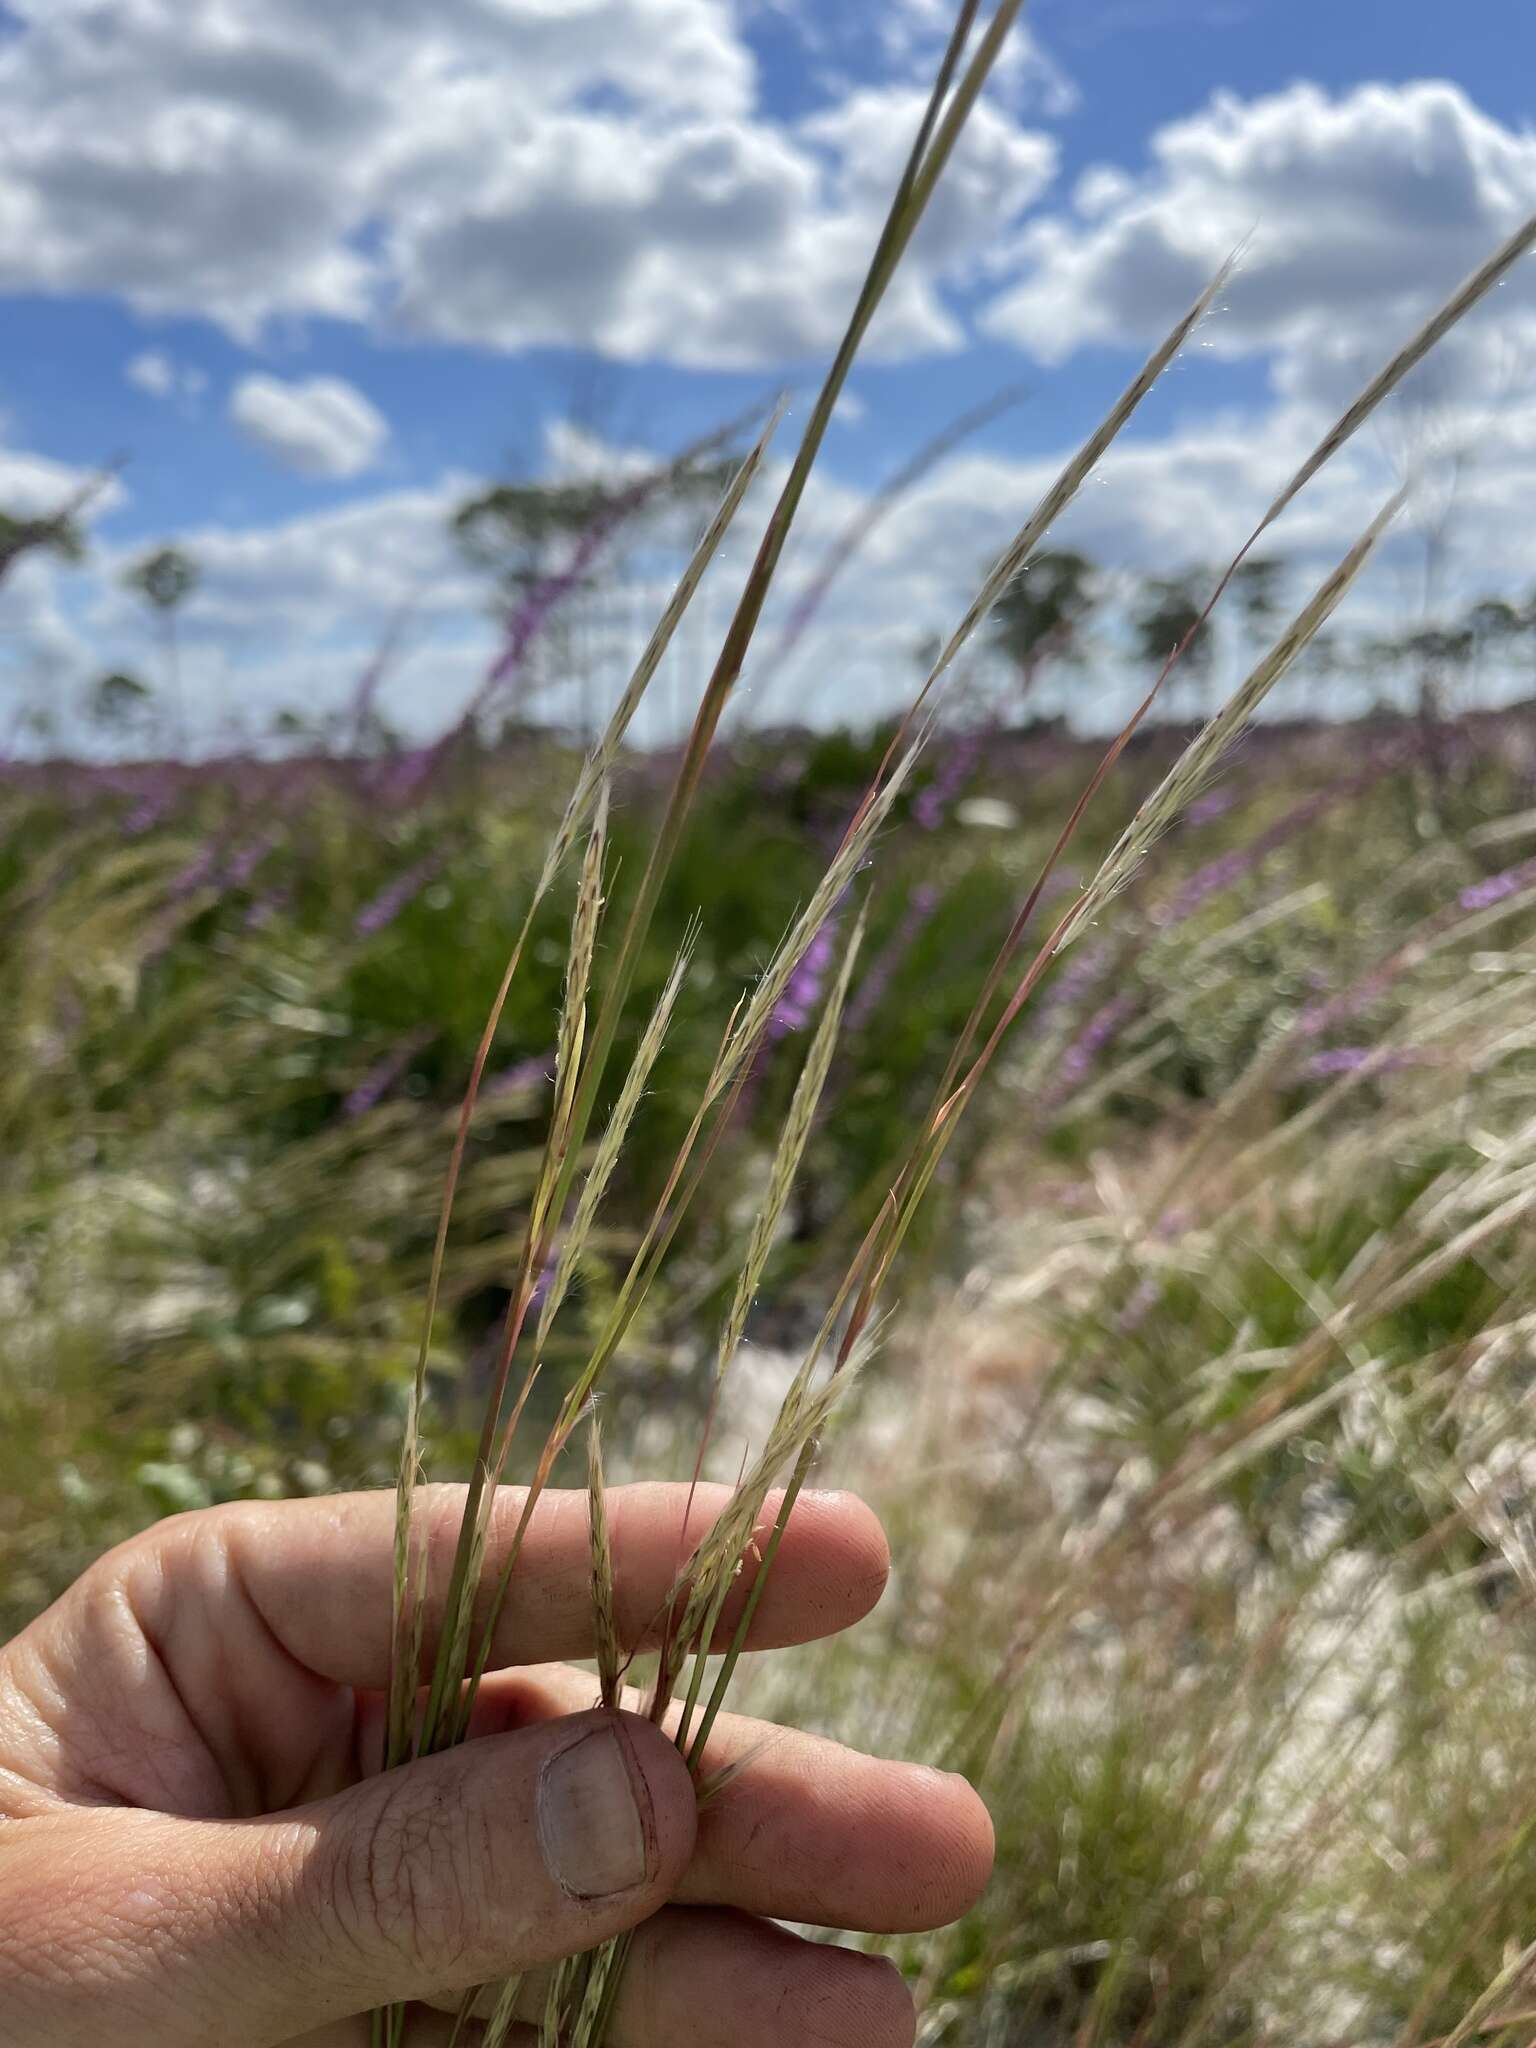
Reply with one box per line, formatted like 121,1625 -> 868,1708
817,195 -> 1535,1406
383,420 -> 778,1781
374,8 -> 1536,2038
716,910 -> 866,1395
376,16 -> 1038,2036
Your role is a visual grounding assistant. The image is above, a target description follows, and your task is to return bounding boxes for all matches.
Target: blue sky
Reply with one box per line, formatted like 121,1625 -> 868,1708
1,0 -> 1534,746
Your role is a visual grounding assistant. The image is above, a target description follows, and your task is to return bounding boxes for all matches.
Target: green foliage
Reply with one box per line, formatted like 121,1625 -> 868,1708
988,547 -> 1098,689
88,669 -> 153,730
2,721 -> 1531,1610
451,453 -> 737,614
1133,572 -> 1214,686
0,506 -> 86,579
3,710 -> 1536,2039
123,543 -> 199,614
919,1681 -> 1275,2047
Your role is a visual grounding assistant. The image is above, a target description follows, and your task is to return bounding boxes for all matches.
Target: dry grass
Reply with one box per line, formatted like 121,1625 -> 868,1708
367,8 -> 1536,2038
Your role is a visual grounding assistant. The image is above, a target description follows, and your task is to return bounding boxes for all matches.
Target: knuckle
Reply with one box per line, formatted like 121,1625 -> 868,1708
94,1502 -> 237,1602
332,1771 -> 483,1981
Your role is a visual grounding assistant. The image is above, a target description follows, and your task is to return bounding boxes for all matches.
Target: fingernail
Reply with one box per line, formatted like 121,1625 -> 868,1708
537,1723 -> 652,1899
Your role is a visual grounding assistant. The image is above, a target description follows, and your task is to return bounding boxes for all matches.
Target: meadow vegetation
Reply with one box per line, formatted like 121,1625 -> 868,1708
5,4 -> 1536,2042
5,699 -> 1536,2043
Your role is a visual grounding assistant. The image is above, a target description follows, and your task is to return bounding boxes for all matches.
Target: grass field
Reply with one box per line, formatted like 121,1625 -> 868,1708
4,697 -> 1536,2042
5,9 -> 1536,2038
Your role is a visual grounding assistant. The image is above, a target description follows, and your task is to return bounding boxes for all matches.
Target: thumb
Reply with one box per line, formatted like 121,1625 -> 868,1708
1,1710 -> 696,2047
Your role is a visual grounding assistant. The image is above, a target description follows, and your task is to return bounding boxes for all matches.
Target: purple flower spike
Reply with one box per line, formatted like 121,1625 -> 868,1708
768,917 -> 839,1040
343,1028 -> 435,1119
1304,1045 -> 1420,1079
914,729 -> 986,833
846,881 -> 941,1035
354,856 -> 441,938
1460,871 -> 1523,912
484,1052 -> 554,1097
124,796 -> 171,835
1045,991 -> 1138,1108
245,887 -> 291,931
1185,788 -> 1237,826
220,832 -> 280,892
1154,746 -> 1409,930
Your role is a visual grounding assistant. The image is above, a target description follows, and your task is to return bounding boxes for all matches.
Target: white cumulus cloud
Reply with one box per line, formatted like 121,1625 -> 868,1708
229,373 -> 391,479
0,441 -> 116,520
984,80 -> 1536,391
126,349 -> 208,405
126,351 -> 175,399
0,0 -> 1057,370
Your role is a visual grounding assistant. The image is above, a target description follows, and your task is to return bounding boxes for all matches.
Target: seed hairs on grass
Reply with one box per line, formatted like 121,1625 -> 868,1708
374,4 -> 1536,2040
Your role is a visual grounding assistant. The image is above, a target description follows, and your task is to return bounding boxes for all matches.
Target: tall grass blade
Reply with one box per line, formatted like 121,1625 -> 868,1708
588,1413 -> 620,1710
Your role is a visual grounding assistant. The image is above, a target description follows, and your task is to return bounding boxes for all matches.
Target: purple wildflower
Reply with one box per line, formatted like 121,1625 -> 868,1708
166,846 -> 220,902
1046,990 -> 1138,1108
470,468 -> 662,724
1306,1046 -> 1374,1076
124,795 -> 172,835
1296,970 -> 1394,1038
244,886 -> 291,931
1300,852 -> 1536,1038
768,917 -> 839,1040
346,602 -> 415,741
222,833 -> 279,891
846,883 -> 941,1034
343,1029 -> 435,1119
374,748 -> 437,805
914,728 -> 986,832
402,430 -> 743,794
1460,871 -> 1524,913
1452,855 -> 1536,919
1304,1045 -> 1422,1079
1185,788 -> 1237,826
483,1052 -> 554,1097
1033,937 -> 1111,1024
145,832 -> 280,954
1154,746 -> 1409,929
354,857 -> 441,938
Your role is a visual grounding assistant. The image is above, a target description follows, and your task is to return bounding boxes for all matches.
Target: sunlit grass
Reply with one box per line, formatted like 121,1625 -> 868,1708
2,3 -> 1536,2042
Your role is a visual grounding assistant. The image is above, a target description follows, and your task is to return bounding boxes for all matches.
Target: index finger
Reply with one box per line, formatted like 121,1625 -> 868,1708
177,1481 -> 888,1689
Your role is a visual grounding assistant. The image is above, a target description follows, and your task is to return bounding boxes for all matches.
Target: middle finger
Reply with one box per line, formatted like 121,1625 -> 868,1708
440,1907 -> 915,2048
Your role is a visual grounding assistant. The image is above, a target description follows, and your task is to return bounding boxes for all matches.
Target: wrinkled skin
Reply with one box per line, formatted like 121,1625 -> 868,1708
0,1482 -> 993,2046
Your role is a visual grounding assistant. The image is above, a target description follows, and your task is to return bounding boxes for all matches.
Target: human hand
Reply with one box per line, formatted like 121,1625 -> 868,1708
0,1484 -> 993,2045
